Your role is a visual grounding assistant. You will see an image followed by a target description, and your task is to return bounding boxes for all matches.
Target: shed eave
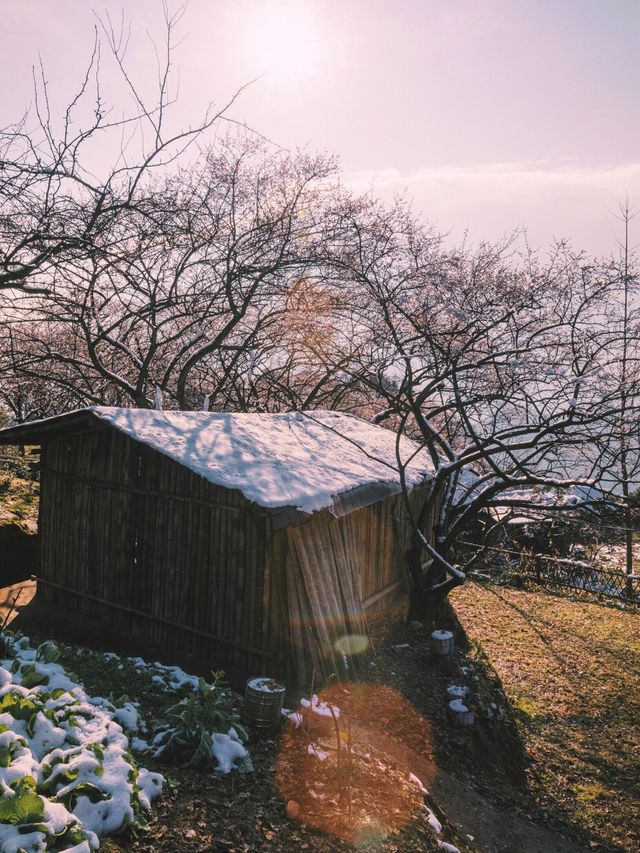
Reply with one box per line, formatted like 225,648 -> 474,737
0,410 -> 106,445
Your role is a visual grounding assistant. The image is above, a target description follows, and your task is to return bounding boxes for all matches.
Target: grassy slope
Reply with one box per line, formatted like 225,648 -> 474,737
0,470 -> 39,531
451,582 -> 640,851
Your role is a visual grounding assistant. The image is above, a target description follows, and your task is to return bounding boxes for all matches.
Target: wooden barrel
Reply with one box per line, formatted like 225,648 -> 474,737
431,629 -> 454,655
244,677 -> 286,728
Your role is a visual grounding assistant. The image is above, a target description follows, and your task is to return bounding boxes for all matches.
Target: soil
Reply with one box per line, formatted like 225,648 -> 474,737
431,768 -> 585,853
3,580 -> 599,853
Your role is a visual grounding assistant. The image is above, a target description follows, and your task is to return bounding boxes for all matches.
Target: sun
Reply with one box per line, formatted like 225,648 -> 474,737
247,4 -> 323,84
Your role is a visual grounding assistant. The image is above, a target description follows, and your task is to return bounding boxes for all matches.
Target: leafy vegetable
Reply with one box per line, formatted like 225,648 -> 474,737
0,778 -> 45,825
153,672 -> 248,767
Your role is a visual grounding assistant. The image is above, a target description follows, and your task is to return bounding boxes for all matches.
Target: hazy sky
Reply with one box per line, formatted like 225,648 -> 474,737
2,0 -> 639,255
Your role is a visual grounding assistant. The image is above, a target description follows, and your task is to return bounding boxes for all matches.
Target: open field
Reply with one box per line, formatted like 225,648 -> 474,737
452,582 -> 640,851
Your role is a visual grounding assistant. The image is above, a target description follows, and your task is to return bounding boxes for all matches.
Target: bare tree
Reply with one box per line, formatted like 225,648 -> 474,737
0,4 -> 252,295
612,203 -> 640,593
577,203 -> 640,594
2,138 -> 351,412
1,7 -> 636,618
325,193 -> 636,613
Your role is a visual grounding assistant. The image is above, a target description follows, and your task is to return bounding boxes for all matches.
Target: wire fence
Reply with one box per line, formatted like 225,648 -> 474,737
466,542 -> 640,605
506,559 -> 640,604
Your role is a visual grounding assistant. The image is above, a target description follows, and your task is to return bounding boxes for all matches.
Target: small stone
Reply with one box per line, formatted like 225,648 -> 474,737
409,620 -> 424,631
286,800 -> 301,820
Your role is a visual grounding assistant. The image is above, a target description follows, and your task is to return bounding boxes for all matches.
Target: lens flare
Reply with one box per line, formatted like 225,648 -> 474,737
334,633 -> 370,656
246,4 -> 323,85
277,683 -> 435,844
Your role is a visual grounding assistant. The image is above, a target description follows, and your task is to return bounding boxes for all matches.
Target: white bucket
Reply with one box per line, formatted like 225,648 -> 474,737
431,629 -> 454,656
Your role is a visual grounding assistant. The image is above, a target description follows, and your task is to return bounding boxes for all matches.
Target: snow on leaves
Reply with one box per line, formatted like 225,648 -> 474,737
0,636 -> 163,852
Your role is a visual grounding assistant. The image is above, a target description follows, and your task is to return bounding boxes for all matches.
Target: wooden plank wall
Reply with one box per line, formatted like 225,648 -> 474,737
350,483 -> 442,623
265,484 -> 443,688
38,427 -> 272,681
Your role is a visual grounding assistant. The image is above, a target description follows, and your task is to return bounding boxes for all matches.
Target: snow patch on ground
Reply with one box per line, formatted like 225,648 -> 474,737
306,743 -> 330,762
211,729 -> 250,775
446,685 -> 468,700
125,657 -> 200,693
408,772 -> 428,794
299,695 -> 340,720
437,842 -> 460,852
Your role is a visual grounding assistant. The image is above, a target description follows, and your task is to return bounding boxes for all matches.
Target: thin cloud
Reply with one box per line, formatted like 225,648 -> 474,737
345,160 -> 640,194
343,160 -> 640,254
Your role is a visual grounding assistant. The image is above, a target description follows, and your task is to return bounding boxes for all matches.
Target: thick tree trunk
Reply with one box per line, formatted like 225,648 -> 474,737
405,541 -> 449,623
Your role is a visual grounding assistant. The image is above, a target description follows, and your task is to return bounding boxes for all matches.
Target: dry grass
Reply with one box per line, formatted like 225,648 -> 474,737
451,581 -> 640,851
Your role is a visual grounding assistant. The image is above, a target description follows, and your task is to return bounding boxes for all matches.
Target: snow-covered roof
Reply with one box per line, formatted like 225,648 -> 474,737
0,407 -> 433,517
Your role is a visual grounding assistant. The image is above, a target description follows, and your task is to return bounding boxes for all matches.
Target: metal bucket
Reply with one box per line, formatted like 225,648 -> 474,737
431,629 -> 454,656
449,699 -> 475,726
244,677 -> 286,728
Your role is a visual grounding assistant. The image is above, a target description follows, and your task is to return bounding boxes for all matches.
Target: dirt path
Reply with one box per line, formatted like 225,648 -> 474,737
0,578 -> 36,625
431,768 -> 587,853
355,722 -> 586,853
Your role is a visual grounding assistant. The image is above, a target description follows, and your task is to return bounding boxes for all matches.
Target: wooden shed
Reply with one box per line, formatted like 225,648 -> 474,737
0,408 -> 438,687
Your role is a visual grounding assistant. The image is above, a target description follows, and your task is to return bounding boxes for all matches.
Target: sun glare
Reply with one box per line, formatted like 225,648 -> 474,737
247,5 -> 323,84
